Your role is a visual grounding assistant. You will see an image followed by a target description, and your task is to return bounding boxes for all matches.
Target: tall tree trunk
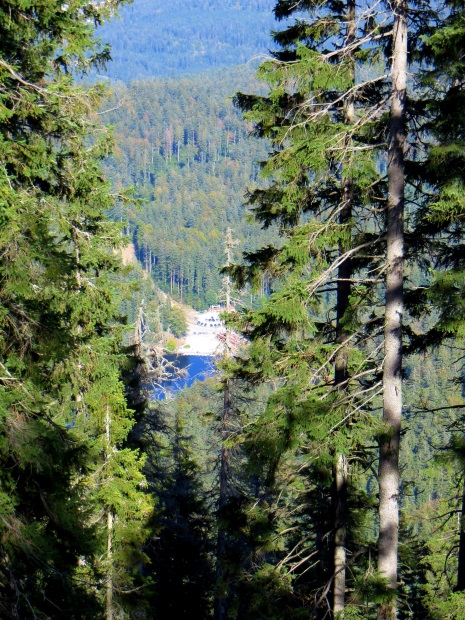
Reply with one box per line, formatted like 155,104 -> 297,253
214,229 -> 236,620
333,453 -> 348,617
105,406 -> 114,620
378,3 -> 407,618
214,378 -> 231,620
332,3 -> 355,616
106,509 -> 114,620
456,481 -> 465,591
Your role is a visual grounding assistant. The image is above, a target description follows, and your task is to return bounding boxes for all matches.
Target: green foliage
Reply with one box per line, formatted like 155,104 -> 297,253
165,338 -> 177,353
0,0 -> 153,616
95,0 -> 278,81
221,0 -> 448,616
162,303 -> 188,338
103,67 -> 280,308
3,0 -> 464,616
138,392 -> 217,618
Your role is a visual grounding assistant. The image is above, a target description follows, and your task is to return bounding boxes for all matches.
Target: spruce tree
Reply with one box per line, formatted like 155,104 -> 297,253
0,1 -> 151,616
215,229 -> 239,620
410,0 -> 465,610
140,396 -> 215,619
230,0 -> 444,617
231,1 -> 387,615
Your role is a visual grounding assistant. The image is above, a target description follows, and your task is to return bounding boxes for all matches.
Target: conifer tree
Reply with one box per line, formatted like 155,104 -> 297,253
214,228 -> 238,620
141,397 -> 215,619
230,1 -> 443,617
410,0 -> 465,610
231,1 -> 387,615
0,1 -> 151,616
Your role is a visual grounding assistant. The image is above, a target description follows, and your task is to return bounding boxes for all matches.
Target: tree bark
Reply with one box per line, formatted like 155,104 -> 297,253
106,509 -> 114,620
333,453 -> 348,618
214,377 -> 231,620
456,481 -> 465,591
105,405 -> 114,620
214,229 -> 236,620
378,3 -> 407,618
332,3 -> 355,616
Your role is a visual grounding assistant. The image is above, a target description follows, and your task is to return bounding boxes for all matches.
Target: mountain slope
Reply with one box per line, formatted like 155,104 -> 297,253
96,0 -> 278,81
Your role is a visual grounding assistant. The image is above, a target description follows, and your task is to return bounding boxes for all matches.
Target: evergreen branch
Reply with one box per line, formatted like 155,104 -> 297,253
305,238 -> 382,298
0,59 -> 91,107
412,404 -> 465,414
305,317 -> 382,387
311,549 -> 367,616
328,384 -> 383,435
275,535 -> 317,570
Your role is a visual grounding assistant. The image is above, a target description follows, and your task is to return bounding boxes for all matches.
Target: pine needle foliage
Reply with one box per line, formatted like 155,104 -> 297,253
226,0 -> 394,614
227,0 -> 456,616
0,1 -> 152,616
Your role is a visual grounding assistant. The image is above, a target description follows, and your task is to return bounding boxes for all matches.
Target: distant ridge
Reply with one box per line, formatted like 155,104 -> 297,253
95,0 -> 278,82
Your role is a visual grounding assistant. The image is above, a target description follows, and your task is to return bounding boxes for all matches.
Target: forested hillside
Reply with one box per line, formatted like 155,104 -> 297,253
101,1 -> 465,616
5,0 -> 465,619
104,67 -> 280,308
96,0 -> 278,81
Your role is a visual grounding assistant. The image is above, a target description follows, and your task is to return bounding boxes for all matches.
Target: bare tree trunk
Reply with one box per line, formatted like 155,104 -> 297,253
456,481 -> 465,591
214,229 -> 237,620
333,453 -> 348,617
134,302 -> 144,359
378,3 -> 407,618
332,3 -> 355,616
105,406 -> 114,620
106,509 -> 114,620
332,156 -> 352,620
214,377 -> 231,620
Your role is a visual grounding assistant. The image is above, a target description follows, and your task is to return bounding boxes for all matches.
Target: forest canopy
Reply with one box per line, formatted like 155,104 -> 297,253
95,0 -> 280,81
103,67 -> 280,309
3,0 -> 465,619
0,1 -> 151,617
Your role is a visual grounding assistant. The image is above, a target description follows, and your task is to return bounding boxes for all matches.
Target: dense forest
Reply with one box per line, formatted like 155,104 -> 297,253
95,0 -> 279,81
103,68 -> 280,308
0,1 -> 151,617
4,0 -> 465,619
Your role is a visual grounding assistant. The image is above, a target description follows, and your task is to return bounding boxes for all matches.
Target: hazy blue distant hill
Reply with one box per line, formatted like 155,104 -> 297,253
96,0 -> 278,81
